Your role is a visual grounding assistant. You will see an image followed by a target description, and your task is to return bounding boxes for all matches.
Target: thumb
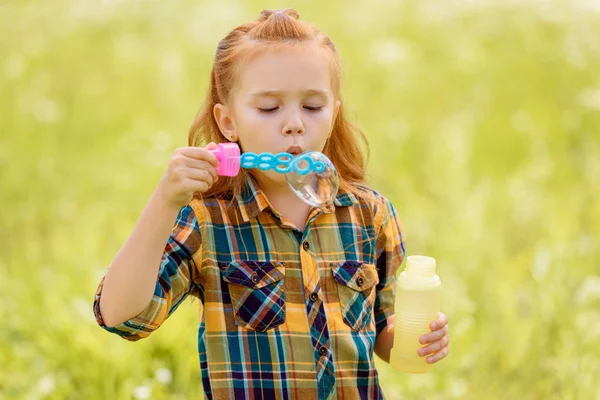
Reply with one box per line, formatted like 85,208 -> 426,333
205,142 -> 219,150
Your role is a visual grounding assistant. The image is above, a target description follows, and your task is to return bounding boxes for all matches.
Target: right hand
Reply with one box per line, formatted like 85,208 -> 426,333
156,143 -> 220,209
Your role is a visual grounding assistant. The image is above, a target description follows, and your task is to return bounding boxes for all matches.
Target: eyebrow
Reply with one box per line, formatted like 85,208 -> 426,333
249,89 -> 329,99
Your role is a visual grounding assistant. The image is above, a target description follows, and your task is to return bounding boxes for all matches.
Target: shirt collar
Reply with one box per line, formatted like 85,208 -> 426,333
235,173 -> 358,222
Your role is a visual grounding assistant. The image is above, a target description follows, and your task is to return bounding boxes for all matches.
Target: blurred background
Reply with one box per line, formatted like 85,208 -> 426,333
1,0 -> 599,399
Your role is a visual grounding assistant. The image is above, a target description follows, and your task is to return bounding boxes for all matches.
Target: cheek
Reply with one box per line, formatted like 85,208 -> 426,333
234,114 -> 275,151
308,112 -> 335,143
311,109 -> 335,129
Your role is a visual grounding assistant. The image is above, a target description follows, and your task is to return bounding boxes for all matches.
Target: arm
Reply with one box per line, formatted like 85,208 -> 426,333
97,190 -> 183,328
94,145 -> 218,339
371,199 -> 450,364
93,201 -> 203,341
374,315 -> 395,362
371,197 -> 405,361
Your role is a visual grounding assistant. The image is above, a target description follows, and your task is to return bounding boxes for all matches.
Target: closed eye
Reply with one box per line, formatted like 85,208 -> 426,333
304,106 -> 323,112
258,107 -> 279,113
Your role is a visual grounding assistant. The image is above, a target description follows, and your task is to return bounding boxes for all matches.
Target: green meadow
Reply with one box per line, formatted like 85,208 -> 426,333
1,1 -> 599,398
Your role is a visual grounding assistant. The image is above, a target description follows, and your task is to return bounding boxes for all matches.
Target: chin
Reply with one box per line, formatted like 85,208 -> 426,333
253,170 -> 288,186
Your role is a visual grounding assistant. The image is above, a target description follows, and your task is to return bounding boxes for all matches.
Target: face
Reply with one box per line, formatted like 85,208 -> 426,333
214,44 -> 341,187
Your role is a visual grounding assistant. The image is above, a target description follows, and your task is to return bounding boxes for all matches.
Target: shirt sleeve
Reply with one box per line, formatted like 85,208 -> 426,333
92,204 -> 203,341
374,197 -> 406,337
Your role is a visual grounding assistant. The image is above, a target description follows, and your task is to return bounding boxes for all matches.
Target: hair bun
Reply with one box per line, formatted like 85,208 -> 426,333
259,8 -> 300,22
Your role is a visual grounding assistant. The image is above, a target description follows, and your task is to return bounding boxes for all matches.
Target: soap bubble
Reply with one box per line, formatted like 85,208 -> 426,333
285,151 -> 339,207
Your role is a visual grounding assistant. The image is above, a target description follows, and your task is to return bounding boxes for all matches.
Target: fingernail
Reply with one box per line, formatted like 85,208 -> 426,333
431,323 -> 437,330
427,357 -> 433,363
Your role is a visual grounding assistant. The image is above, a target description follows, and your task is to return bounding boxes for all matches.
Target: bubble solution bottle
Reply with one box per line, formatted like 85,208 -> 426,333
390,255 -> 441,374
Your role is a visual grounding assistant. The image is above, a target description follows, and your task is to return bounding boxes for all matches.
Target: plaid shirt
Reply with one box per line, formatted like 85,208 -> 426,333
94,174 -> 405,400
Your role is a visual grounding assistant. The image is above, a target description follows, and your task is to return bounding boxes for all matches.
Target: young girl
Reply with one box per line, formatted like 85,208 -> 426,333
94,9 -> 449,399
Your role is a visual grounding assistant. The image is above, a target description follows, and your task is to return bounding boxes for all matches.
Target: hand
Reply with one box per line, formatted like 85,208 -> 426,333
417,312 -> 450,364
156,143 -> 220,209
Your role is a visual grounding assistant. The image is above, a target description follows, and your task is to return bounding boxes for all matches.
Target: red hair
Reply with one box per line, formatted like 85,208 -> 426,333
188,9 -> 370,199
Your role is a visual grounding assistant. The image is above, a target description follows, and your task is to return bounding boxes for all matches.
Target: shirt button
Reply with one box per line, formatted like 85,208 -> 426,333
309,292 -> 318,302
356,277 -> 364,287
302,241 -> 310,251
251,274 -> 260,284
318,346 -> 328,356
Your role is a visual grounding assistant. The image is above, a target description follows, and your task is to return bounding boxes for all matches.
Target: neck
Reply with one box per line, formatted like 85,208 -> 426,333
253,174 -> 311,230
250,172 -> 293,200
261,181 -> 308,210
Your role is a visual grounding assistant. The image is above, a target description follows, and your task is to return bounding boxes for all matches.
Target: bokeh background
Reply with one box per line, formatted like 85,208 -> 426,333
1,0 -> 599,399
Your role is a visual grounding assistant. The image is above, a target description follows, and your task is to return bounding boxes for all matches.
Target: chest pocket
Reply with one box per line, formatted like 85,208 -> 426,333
220,261 -> 286,332
331,261 -> 379,332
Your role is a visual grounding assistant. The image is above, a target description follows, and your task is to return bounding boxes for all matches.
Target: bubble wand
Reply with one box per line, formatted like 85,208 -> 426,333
209,142 -> 338,207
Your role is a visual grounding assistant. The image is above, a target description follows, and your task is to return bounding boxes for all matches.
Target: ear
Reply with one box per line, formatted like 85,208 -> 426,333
213,103 -> 238,142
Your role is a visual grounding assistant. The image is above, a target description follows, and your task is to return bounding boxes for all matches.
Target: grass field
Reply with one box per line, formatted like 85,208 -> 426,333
1,1 -> 599,399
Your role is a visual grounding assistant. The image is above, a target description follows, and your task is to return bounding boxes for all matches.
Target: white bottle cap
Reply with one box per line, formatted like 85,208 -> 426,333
406,255 -> 436,277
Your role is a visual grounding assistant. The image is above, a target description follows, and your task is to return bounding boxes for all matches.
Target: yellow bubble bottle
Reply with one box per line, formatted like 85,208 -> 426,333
390,255 -> 441,373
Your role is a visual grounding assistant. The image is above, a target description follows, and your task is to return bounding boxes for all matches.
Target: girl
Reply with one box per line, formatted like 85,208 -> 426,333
94,9 -> 450,400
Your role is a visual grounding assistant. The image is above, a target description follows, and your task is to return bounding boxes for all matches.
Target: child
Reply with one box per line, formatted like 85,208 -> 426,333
94,9 -> 449,400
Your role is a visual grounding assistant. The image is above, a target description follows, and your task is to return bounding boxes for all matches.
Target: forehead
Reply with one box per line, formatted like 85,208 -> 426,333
235,43 -> 333,97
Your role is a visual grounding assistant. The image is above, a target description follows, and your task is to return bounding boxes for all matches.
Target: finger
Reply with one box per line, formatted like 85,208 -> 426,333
420,324 -> 448,344
427,344 -> 450,364
178,146 -> 219,167
430,312 -> 448,331
184,168 -> 215,186
183,159 -> 219,181
418,335 -> 447,357
184,178 -> 210,193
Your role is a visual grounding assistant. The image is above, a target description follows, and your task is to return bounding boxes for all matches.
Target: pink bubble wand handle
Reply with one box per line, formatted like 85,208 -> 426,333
209,142 -> 327,177
209,143 -> 241,176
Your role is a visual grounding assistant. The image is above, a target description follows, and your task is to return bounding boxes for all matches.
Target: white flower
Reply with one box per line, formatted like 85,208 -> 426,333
38,375 -> 56,395
576,275 -> 600,305
154,367 -> 173,385
132,384 -> 152,400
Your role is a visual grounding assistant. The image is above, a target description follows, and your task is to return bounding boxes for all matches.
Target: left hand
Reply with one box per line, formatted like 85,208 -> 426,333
417,312 -> 450,364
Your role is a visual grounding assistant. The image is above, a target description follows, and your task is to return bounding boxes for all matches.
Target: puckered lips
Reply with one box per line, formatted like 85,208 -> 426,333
285,145 -> 303,156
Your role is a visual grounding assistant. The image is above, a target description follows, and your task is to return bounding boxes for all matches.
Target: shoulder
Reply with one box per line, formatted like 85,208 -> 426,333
187,193 -> 238,226
173,195 -> 236,249
348,182 -> 399,221
173,203 -> 199,229
343,183 -> 404,238
349,185 -> 406,255
168,203 -> 204,253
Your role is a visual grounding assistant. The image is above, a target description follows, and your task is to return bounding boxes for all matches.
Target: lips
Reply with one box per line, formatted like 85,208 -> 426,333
285,145 -> 304,156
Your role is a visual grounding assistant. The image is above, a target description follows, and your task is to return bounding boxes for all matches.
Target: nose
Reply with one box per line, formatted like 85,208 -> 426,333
281,110 -> 304,136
